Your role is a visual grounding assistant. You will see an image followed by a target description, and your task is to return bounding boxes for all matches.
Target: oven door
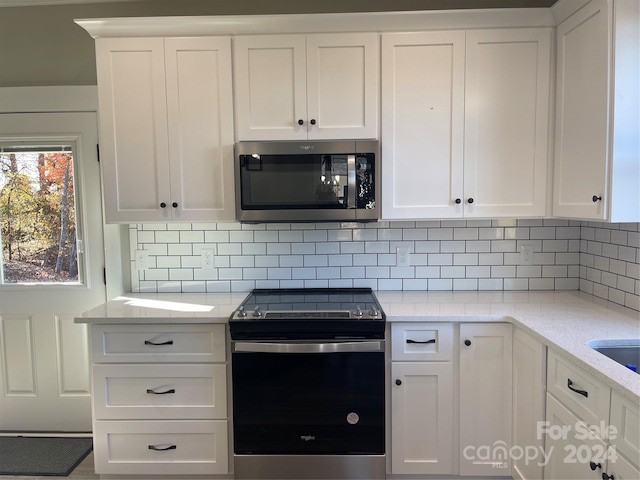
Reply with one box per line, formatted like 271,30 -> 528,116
231,341 -> 385,455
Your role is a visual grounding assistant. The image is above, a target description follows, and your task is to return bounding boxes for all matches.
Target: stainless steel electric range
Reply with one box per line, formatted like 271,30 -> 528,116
229,288 -> 386,480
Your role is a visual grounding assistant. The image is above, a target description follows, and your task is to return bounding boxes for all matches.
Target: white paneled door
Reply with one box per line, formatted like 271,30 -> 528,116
0,110 -> 105,431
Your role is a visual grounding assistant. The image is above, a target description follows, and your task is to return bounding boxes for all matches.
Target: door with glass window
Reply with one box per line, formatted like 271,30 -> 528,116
0,112 -> 105,431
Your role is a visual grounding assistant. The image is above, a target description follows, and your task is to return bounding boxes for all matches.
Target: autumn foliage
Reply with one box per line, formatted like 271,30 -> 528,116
0,150 -> 78,282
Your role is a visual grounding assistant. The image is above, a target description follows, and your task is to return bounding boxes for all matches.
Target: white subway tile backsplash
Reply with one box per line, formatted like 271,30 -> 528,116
129,220 -> 639,311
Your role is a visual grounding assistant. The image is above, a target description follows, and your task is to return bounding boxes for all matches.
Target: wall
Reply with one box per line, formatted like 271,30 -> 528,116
0,0 -> 554,87
128,219 -> 640,311
129,219 -> 640,311
580,222 -> 640,311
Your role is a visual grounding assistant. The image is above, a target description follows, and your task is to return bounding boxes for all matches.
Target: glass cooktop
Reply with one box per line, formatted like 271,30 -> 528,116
228,288 -> 385,340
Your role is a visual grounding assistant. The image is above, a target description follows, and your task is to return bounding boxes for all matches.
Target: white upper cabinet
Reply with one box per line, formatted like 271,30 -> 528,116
553,0 -> 639,221
381,31 -> 465,219
234,33 -> 379,140
96,37 -> 236,223
464,28 -> 551,218
382,28 -> 551,219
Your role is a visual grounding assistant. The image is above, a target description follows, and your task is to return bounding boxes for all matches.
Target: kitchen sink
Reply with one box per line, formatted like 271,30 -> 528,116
587,339 -> 640,373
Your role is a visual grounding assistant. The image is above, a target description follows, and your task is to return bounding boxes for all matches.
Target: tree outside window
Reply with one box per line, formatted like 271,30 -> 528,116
0,146 -> 79,283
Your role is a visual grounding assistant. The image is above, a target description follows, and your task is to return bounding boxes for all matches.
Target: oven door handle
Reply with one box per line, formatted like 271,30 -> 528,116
233,341 -> 384,353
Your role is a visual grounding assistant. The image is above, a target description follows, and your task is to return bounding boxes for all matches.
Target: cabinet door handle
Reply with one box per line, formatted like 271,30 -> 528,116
602,473 -> 614,480
567,378 -> 588,398
298,119 -> 304,125
172,202 -> 178,208
464,339 -> 471,346
467,198 -> 474,204
455,198 -> 462,204
590,461 -> 602,471
144,340 -> 174,346
146,388 -> 176,395
395,379 -> 402,386
406,338 -> 436,344
148,445 -> 177,451
592,195 -> 602,202
310,118 -> 316,125
160,202 -> 167,208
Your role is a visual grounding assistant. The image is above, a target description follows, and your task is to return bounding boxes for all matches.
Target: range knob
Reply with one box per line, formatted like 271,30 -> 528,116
354,306 -> 363,317
237,306 -> 247,318
369,307 -> 379,317
253,306 -> 262,318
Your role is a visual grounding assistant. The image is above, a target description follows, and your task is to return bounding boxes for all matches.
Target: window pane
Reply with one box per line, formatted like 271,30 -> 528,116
0,146 -> 79,283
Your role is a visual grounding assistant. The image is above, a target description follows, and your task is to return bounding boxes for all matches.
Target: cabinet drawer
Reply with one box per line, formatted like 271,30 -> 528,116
391,323 -> 453,361
91,324 -> 225,363
547,350 -> 610,427
93,420 -> 228,475
93,364 -> 227,420
610,391 -> 640,469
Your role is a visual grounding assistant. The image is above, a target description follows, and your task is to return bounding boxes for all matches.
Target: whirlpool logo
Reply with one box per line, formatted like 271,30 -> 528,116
300,435 -> 316,441
299,145 -> 315,151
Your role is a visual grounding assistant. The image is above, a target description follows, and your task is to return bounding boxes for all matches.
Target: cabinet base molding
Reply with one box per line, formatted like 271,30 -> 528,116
99,475 -> 233,480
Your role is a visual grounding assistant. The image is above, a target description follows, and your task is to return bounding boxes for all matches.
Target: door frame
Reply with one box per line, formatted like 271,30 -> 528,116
0,86 -> 127,298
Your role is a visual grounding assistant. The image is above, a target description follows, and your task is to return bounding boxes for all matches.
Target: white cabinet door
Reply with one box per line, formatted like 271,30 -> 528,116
391,362 -> 453,475
96,37 -> 171,222
605,451 -> 640,480
381,31 -> 465,219
513,329 -> 546,480
544,394 -> 609,480
164,37 -> 236,222
234,35 -> 308,140
459,323 -> 513,476
306,33 -> 378,140
96,37 -> 235,223
464,28 -> 551,218
234,33 -> 378,141
553,0 -> 640,221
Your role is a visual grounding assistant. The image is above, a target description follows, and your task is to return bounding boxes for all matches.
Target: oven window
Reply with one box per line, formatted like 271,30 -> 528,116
239,154 -> 349,209
232,351 -> 384,455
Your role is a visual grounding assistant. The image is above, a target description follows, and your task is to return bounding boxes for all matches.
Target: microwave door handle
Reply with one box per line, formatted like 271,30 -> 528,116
347,154 -> 356,208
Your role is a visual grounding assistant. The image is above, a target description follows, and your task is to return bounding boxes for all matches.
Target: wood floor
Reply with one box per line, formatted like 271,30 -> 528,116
0,452 -> 98,480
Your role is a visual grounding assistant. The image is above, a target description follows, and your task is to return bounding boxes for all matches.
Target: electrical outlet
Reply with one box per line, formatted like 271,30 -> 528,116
201,247 -> 216,269
396,247 -> 411,267
134,249 -> 148,270
519,244 -> 534,266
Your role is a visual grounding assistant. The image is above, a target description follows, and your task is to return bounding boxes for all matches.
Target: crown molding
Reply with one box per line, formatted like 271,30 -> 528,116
75,8 -> 556,38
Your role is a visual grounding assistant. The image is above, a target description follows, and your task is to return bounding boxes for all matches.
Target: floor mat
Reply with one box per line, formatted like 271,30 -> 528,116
0,436 -> 93,476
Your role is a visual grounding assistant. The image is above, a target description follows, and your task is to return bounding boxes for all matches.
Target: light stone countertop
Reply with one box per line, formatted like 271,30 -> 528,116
76,290 -> 640,402
75,292 -> 249,323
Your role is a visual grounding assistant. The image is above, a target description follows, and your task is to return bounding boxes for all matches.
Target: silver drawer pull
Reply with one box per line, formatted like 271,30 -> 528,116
144,340 -> 174,346
146,388 -> 176,395
407,338 -> 436,344
148,444 -> 177,451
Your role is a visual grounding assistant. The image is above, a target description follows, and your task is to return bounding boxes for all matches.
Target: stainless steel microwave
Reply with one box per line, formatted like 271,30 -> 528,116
235,140 -> 379,223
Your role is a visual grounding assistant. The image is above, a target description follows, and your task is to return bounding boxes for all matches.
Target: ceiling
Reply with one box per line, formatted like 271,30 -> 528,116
0,0 -> 559,8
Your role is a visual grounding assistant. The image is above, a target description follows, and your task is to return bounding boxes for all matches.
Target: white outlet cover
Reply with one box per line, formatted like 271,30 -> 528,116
396,246 -> 411,267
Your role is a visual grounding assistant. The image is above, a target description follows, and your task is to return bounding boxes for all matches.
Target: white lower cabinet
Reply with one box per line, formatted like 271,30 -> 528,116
542,349 -> 640,480
459,323 -> 513,476
391,361 -> 454,474
544,394 -> 610,480
93,420 -> 228,475
390,322 -> 512,477
512,329 -> 546,480
606,391 -> 640,480
89,323 -> 229,477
